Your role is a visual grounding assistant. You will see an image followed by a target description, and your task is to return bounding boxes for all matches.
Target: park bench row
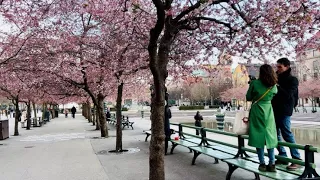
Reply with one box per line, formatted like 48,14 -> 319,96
20,117 -> 49,128
145,123 -> 320,180
107,114 -> 134,130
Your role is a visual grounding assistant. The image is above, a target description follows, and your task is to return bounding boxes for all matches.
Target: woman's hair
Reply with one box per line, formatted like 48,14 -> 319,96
259,64 -> 278,87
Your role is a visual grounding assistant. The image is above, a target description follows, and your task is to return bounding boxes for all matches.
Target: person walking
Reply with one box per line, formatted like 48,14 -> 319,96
194,111 -> 203,135
64,108 -> 69,118
71,106 -> 76,119
272,58 -> 301,170
246,64 -> 278,172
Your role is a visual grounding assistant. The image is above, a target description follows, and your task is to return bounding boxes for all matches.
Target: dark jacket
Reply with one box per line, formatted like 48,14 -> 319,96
164,106 -> 172,137
71,107 -> 76,114
271,68 -> 298,117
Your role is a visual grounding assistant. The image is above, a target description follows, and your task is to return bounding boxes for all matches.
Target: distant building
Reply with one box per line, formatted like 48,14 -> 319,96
296,32 -> 320,82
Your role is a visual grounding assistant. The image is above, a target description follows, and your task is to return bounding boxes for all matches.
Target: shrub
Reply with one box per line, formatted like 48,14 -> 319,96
110,107 -> 128,111
179,105 -> 205,110
209,105 -> 220,109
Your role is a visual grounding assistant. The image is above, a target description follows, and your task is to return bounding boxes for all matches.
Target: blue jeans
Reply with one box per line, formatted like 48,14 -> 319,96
275,115 -> 301,159
256,148 -> 275,165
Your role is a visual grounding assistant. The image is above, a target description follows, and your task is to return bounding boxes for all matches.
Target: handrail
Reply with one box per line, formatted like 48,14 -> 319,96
204,128 -> 238,137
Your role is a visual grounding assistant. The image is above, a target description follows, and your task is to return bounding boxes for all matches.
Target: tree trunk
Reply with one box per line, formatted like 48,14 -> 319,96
26,101 -> 31,130
148,15 -> 176,178
116,82 -> 124,151
95,107 -> 100,130
88,103 -> 92,123
92,106 -> 96,126
32,102 -> 37,127
97,94 -> 108,137
13,98 -> 19,136
42,103 -> 46,120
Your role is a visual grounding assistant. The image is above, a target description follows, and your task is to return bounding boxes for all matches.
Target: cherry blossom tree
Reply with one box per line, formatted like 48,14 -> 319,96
122,1 -> 320,178
299,80 -> 320,111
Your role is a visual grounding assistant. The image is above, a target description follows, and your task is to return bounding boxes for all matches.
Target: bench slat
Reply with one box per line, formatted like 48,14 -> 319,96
190,146 -> 234,160
183,138 -> 202,144
223,159 -> 299,180
170,139 -> 200,147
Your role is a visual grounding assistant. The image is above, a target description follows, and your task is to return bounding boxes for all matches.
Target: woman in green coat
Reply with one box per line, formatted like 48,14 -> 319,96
246,64 -> 278,172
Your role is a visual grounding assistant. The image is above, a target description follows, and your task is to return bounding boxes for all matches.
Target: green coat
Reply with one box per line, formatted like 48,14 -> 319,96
246,80 -> 278,149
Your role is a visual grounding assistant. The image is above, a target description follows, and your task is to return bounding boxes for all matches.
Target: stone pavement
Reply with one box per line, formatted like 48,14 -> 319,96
3,114 -> 311,180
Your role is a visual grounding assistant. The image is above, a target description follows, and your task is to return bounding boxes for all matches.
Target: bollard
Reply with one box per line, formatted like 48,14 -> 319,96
141,111 -> 144,118
216,114 -> 225,131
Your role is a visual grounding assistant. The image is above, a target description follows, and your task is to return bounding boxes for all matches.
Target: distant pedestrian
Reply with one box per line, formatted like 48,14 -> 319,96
246,64 -> 278,172
194,111 -> 203,135
71,106 -> 76,118
272,58 -> 301,170
106,109 -> 111,121
64,108 -> 69,118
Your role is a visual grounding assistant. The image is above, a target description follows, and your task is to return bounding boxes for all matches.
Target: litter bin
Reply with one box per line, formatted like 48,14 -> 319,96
0,119 -> 9,140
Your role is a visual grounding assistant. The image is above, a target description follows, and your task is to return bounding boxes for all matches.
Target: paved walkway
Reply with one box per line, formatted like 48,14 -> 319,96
3,114 -> 315,180
0,115 -> 108,180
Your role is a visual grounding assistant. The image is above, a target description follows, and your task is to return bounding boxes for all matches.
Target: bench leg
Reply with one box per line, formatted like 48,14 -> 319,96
226,163 -> 238,180
130,124 -> 134,130
254,173 -> 260,180
170,143 -> 178,154
145,134 -> 151,142
214,158 -> 219,164
188,147 -> 192,153
192,151 -> 201,165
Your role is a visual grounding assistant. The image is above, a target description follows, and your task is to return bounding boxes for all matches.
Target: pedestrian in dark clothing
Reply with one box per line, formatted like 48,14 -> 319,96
164,93 -> 172,155
271,58 -> 301,170
194,111 -> 203,135
106,110 -> 111,122
71,106 -> 76,118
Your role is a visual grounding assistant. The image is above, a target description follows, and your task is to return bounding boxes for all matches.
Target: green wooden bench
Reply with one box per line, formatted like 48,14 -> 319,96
121,116 -> 134,130
170,123 -> 204,154
223,135 -> 320,180
190,128 -> 257,165
173,123 -> 320,180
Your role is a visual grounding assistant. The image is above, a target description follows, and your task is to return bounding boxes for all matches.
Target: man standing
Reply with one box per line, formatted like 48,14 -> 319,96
272,58 -> 300,170
71,106 -> 76,119
164,92 -> 172,155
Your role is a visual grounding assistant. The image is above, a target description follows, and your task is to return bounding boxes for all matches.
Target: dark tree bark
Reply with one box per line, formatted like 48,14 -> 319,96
92,105 -> 96,126
95,109 -> 100,130
13,97 -> 20,136
26,100 -> 31,130
96,93 -> 107,137
116,82 -> 124,151
87,102 -> 92,123
148,1 -> 182,179
32,102 -> 37,127
42,103 -> 46,121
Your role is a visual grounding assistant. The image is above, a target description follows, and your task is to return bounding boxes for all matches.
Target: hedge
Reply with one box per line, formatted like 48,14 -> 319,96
110,107 -> 128,111
179,105 -> 205,110
209,105 -> 220,109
